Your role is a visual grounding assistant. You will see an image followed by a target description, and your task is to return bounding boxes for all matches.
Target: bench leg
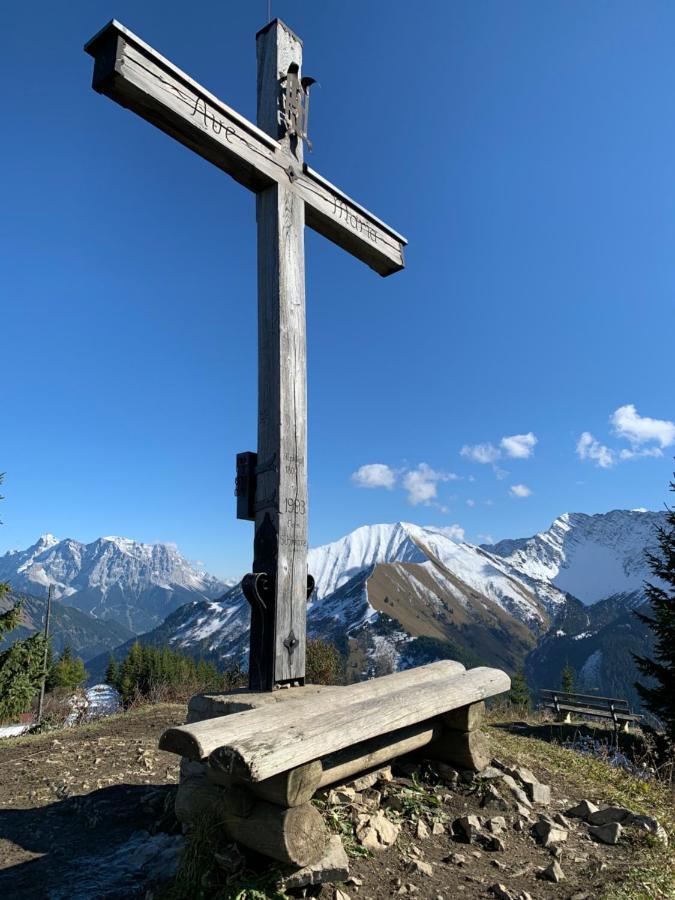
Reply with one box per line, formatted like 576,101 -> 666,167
175,775 -> 328,867
430,701 -> 489,772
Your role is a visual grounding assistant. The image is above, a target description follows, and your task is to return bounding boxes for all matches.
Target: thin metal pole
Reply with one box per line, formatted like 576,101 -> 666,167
37,584 -> 52,724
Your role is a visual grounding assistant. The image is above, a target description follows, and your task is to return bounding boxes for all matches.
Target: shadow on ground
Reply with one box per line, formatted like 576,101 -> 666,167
0,784 -> 181,899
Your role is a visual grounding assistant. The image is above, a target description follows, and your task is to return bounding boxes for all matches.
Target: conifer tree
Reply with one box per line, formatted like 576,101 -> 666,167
634,474 -> 675,738
47,645 -> 87,690
0,474 -> 48,720
510,665 -> 531,710
105,655 -> 119,686
561,661 -> 576,694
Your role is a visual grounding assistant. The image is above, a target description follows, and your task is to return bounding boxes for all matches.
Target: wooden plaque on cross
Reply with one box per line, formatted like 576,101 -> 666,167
85,17 -> 407,691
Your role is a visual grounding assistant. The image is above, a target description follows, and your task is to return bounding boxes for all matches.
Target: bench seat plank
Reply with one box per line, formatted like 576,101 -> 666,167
543,702 -> 641,721
161,659 -> 466,761
206,666 -> 509,782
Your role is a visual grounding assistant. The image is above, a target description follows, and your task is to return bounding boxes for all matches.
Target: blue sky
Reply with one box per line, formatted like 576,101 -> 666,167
2,0 -> 674,578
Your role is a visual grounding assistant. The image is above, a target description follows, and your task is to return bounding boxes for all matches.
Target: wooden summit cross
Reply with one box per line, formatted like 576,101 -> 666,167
85,18 -> 406,692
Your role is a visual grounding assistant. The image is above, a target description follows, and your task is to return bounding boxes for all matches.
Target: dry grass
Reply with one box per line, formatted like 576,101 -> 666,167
487,725 -> 675,900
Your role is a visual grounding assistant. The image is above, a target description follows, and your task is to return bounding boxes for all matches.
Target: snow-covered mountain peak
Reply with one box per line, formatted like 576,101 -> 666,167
486,508 -> 665,605
0,535 -> 229,633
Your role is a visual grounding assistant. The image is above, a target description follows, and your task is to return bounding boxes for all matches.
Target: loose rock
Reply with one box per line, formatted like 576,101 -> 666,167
566,800 -> 599,820
453,815 -> 482,843
284,836 -> 349,888
588,822 -> 622,845
484,835 -> 506,852
328,787 -> 357,805
587,806 -> 632,826
445,852 -> 467,866
490,884 -> 516,900
416,819 -> 429,840
411,859 -> 434,877
432,821 -> 445,835
533,819 -> 568,848
356,811 -> 400,851
539,860 -> 565,883
486,816 -> 507,834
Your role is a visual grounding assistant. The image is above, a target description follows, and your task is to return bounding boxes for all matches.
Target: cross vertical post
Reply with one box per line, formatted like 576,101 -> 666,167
247,21 -> 308,690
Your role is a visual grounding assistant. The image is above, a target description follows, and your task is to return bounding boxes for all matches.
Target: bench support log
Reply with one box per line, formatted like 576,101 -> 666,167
207,759 -> 323,807
175,777 -> 327,867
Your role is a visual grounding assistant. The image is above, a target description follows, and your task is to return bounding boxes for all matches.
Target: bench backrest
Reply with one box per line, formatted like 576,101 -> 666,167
540,689 -> 632,714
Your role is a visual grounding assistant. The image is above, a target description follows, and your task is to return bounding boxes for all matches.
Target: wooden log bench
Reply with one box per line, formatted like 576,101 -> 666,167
159,660 -> 510,868
540,689 -> 643,732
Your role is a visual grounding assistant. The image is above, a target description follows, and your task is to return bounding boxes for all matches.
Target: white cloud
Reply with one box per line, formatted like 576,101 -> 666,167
509,483 -> 532,498
476,532 -> 495,544
611,404 -> 675,450
432,524 -> 465,541
460,442 -> 500,464
619,447 -> 663,461
466,499 -> 476,508
351,463 -> 396,489
500,432 -> 538,459
403,463 -> 458,506
576,432 -> 615,468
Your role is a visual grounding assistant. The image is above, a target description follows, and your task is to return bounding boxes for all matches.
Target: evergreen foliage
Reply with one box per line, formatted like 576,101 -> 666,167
105,655 -> 119,686
510,665 -> 531,709
634,474 -> 675,738
306,638 -> 345,684
561,661 -> 576,694
0,601 -> 47,721
46,645 -> 87,691
109,642 -> 244,706
0,475 -> 49,721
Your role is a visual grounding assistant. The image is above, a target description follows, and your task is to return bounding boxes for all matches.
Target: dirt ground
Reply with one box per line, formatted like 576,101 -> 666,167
0,705 -> 184,898
0,707 -> 671,900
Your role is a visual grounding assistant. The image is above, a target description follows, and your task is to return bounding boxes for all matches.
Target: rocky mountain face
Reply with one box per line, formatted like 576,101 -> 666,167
72,509 -> 668,711
0,590 -> 135,662
0,535 -> 229,633
89,521 -> 570,681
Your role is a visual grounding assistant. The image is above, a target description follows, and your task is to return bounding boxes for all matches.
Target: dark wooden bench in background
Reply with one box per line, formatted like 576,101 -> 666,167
540,689 -> 642,732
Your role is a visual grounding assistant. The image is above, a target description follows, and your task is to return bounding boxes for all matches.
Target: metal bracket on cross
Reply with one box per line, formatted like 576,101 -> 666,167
282,63 -> 317,151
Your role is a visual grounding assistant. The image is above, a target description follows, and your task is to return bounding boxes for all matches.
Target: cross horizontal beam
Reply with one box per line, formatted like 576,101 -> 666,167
85,20 -> 406,276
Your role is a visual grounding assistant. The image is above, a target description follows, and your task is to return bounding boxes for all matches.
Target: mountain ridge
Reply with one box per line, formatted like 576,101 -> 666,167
0,534 -> 230,633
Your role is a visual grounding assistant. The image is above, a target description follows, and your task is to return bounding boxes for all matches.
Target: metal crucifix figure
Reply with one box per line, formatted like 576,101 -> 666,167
85,17 -> 406,691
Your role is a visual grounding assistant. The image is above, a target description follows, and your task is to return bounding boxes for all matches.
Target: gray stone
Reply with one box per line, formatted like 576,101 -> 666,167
589,822 -> 622,845
349,766 -> 393,791
356,811 -> 401,851
533,819 -> 568,848
539,860 -> 565,883
490,884 -> 516,900
486,816 -> 507,833
626,813 -> 669,845
416,819 -> 430,839
566,799 -> 599,820
411,859 -> 434,877
453,815 -> 482,842
513,819 -> 526,833
445,852 -> 467,866
327,786 -> 357,805
481,785 -> 510,813
481,766 -> 506,780
500,775 -> 533,809
587,806 -> 632,826
436,762 -> 460,785
526,781 -> 551,805
553,812 -> 570,828
284,835 -> 349,888
432,821 -> 445,835
484,835 -> 506,852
